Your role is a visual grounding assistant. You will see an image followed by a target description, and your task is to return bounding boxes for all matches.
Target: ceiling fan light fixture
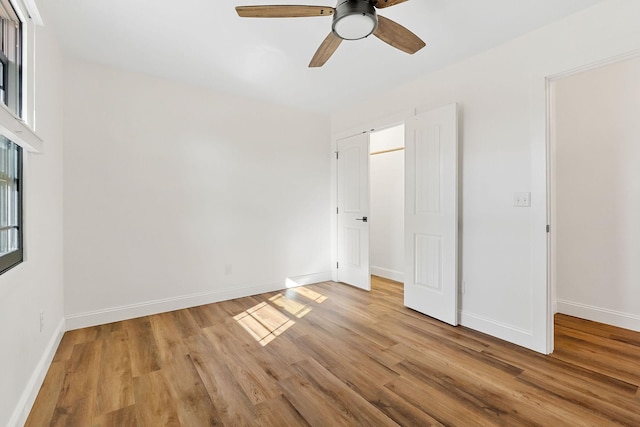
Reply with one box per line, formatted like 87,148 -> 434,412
332,0 -> 378,40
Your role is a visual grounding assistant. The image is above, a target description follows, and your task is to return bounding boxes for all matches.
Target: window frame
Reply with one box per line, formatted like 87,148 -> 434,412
0,0 -> 43,276
0,0 -> 22,117
0,138 -> 22,274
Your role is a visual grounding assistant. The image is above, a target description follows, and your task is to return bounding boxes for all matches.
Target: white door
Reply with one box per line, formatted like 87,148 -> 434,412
404,104 -> 459,325
337,133 -> 371,291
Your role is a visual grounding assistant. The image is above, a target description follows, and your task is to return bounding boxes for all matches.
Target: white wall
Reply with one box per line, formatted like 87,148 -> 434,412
331,0 -> 640,352
554,56 -> 640,331
370,125 -> 404,282
0,7 -> 65,426
63,60 -> 332,328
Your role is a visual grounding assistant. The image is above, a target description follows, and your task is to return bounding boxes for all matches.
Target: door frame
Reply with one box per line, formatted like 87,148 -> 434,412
545,50 -> 640,352
331,111 -> 413,284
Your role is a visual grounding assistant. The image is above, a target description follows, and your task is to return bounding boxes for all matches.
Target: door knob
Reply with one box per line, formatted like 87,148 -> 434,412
355,216 -> 368,222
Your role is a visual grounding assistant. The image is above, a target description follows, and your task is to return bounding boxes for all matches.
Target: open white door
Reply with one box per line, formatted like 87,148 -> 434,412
404,104 -> 458,325
337,133 -> 371,291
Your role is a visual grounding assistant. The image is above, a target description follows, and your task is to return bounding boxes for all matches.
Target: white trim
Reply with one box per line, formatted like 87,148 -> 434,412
330,138 -> 338,283
557,300 -> 640,333
529,70 -> 551,355
18,0 -> 43,26
65,272 -> 332,330
460,310 -> 534,350
332,109 -> 414,141
371,266 -> 403,283
546,48 -> 640,83
285,272 -> 333,288
546,76 -> 556,353
0,100 -> 42,152
8,318 -> 65,427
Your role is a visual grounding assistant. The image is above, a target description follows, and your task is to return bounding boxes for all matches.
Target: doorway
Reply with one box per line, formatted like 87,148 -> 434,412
549,55 -> 640,336
370,125 -> 405,284
335,104 -> 459,326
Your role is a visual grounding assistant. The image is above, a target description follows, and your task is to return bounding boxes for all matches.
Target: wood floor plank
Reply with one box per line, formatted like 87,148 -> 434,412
393,349 -> 543,425
125,317 -> 162,377
52,328 -> 98,362
490,336 -> 637,391
384,375 -> 500,426
162,353 -> 223,426
259,331 -> 310,368
26,276 -> 640,426
391,343 -> 602,426
133,371 -> 180,426
254,394 -> 310,427
149,312 -> 189,365
95,330 -> 134,416
281,358 -> 398,427
367,385 -> 444,427
203,325 -> 283,405
551,343 -> 640,385
516,369 -> 640,426
187,303 -> 229,329
278,373 -> 356,427
54,340 -> 102,412
24,361 -> 66,427
92,405 -> 139,427
556,323 -> 640,358
50,396 -> 94,427
169,309 -> 202,339
556,313 -> 640,343
186,332 -> 259,425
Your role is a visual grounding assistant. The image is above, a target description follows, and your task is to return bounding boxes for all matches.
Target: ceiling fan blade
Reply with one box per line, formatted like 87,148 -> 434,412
374,15 -> 426,54
236,5 -> 334,18
373,0 -> 409,9
309,33 -> 342,67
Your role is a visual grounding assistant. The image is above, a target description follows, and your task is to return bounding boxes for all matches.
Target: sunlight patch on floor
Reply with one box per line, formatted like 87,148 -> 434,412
234,302 -> 295,346
234,287 -> 328,346
290,286 -> 328,303
269,294 -> 312,318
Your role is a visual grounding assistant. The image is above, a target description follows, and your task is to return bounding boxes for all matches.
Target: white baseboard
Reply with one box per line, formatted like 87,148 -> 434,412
9,318 -> 65,427
557,300 -> 640,332
65,272 -> 332,331
460,310 -> 536,351
285,272 -> 332,287
371,266 -> 404,283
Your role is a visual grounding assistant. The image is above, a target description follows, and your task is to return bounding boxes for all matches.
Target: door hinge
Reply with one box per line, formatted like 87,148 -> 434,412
335,151 -> 339,160
336,207 -> 339,214
546,225 -> 550,233
336,262 -> 339,269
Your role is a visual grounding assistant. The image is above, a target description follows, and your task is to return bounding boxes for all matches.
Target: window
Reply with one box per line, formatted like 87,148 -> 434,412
0,136 -> 21,273
0,0 -> 21,116
0,1 -> 23,275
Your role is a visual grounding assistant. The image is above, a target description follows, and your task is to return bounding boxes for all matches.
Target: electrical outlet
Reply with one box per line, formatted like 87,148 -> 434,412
39,310 -> 44,332
514,192 -> 531,207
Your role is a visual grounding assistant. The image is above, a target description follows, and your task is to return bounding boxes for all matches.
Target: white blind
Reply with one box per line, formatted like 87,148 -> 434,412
0,0 -> 19,23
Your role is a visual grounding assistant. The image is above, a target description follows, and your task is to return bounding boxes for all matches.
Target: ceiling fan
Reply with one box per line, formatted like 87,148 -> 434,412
235,0 -> 426,67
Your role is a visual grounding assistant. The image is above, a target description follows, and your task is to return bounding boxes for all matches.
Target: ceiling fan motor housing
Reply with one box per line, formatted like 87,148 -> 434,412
332,0 -> 378,40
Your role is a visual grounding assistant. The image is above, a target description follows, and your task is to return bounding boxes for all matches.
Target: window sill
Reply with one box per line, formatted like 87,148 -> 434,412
0,102 -> 42,152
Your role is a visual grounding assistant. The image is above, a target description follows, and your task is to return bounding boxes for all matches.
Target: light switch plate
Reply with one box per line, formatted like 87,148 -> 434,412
514,192 -> 531,207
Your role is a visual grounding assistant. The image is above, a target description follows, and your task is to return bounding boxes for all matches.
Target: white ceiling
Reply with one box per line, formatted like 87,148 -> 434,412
43,0 -> 604,113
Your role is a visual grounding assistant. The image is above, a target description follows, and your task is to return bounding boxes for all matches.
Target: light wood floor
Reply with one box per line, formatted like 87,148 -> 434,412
26,276 -> 640,426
